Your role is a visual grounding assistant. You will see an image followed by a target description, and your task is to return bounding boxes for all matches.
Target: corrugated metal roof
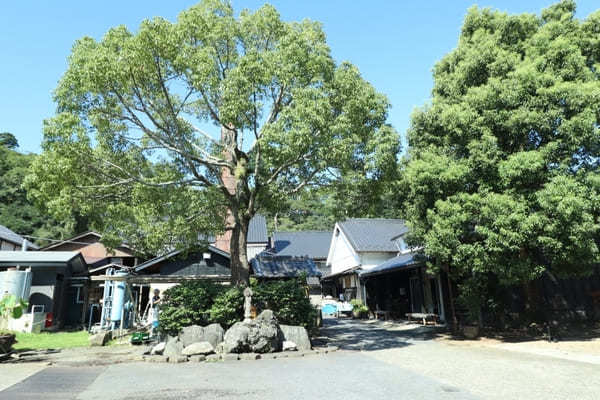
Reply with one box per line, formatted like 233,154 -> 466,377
272,231 -> 332,259
250,255 -> 322,278
338,218 -> 408,252
0,225 -> 38,249
359,252 -> 420,277
0,251 -> 81,263
247,215 -> 268,243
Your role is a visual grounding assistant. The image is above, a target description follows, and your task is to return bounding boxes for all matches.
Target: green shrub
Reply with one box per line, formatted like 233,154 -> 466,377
209,287 -> 244,328
159,281 -> 222,335
159,278 -> 316,335
350,299 -> 368,313
251,278 -> 316,330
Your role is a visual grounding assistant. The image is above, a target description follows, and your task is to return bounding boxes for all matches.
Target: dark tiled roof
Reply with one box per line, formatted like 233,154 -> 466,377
338,218 -> 408,252
272,231 -> 332,259
0,225 -> 38,249
250,255 -> 322,278
248,215 -> 268,243
359,252 -> 420,277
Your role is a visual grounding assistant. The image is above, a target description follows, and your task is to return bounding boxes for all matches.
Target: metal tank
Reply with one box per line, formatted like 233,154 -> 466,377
0,269 -> 32,300
109,271 -> 128,327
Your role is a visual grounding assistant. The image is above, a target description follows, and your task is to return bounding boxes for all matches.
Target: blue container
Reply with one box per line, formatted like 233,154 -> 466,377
109,272 -> 127,323
321,303 -> 337,315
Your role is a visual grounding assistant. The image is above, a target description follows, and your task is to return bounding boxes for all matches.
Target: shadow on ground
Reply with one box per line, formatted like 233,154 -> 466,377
317,317 -> 447,351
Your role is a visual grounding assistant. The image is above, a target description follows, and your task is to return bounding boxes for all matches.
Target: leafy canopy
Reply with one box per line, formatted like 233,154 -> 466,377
403,1 -> 600,290
26,0 -> 399,261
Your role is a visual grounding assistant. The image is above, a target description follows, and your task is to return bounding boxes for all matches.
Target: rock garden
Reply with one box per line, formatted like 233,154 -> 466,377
140,279 -> 336,363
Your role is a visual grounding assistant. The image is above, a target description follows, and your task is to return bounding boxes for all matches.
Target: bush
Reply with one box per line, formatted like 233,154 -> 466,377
159,281 -> 223,334
251,278 -> 316,330
209,287 -> 244,328
350,299 -> 368,314
159,278 -> 317,335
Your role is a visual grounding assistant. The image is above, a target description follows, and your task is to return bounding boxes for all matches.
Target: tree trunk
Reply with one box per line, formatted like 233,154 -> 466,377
445,265 -> 458,334
229,218 -> 250,286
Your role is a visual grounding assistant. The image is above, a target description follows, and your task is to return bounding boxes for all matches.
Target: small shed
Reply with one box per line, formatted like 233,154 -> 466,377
0,251 -> 87,327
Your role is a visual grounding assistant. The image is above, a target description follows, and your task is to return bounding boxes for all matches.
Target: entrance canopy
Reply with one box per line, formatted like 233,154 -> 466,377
360,253 -> 419,278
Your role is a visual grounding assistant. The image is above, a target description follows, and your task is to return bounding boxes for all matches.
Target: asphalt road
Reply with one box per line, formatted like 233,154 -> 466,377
2,319 -> 599,400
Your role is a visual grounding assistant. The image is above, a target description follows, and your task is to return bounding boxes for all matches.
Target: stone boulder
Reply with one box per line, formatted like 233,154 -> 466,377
179,325 -> 204,347
282,340 -> 297,351
163,335 -> 184,358
222,310 -> 280,354
89,331 -> 111,347
151,342 -> 166,355
182,341 -> 214,356
279,325 -> 311,350
179,323 -> 225,348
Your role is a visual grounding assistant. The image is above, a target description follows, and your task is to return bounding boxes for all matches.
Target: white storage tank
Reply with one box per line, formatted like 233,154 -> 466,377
0,269 -> 33,301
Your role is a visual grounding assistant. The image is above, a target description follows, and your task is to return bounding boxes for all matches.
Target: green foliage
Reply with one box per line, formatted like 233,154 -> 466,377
26,0 -> 399,281
0,147 -> 82,245
159,278 -> 316,335
0,132 -> 18,149
350,299 -> 368,313
209,287 -> 244,328
0,294 -> 28,320
251,278 -> 316,330
403,0 -> 600,306
158,281 -> 223,334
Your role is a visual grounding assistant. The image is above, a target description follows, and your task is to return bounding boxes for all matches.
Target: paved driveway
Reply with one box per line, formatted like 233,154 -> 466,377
1,318 -> 599,399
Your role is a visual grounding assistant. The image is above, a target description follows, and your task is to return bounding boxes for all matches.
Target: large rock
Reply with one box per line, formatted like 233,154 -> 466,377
222,310 -> 280,354
279,325 -> 311,351
179,325 -> 204,347
89,331 -> 111,347
203,323 -> 225,348
182,341 -> 214,356
163,336 -> 184,358
151,342 -> 166,355
179,323 -> 225,348
282,340 -> 297,351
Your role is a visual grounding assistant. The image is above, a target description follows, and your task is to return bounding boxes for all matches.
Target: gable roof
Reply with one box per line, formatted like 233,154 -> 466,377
272,231 -> 331,259
337,218 -> 408,253
40,231 -> 107,251
247,215 -> 268,243
250,254 -> 322,278
134,245 -> 230,272
0,225 -> 38,249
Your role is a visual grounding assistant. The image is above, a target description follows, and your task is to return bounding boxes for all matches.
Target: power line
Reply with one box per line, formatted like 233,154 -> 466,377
22,235 -> 95,246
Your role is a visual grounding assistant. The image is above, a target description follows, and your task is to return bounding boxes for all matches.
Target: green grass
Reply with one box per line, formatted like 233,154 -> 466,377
13,330 -> 90,351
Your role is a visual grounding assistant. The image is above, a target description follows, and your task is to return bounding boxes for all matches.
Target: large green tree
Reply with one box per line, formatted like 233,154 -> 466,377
26,0 -> 399,285
403,1 -> 600,321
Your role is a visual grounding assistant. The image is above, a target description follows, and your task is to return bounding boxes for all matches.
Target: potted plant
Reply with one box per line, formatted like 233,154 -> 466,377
350,299 -> 368,319
0,294 -> 28,354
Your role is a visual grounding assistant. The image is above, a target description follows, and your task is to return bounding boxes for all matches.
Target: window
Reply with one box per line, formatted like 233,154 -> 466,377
72,285 -> 85,304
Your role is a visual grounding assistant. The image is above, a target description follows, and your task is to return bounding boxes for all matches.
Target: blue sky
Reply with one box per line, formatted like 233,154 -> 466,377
1,0 -> 597,154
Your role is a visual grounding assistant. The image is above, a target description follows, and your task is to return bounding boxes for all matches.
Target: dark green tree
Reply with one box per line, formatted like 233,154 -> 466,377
0,146 -> 84,244
0,132 -> 18,149
402,1 -> 600,323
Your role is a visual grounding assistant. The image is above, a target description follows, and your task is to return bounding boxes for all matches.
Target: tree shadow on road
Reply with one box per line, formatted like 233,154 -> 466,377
316,317 -> 447,351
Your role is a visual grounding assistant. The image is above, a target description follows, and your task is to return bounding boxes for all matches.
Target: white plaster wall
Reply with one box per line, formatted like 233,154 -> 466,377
328,232 -> 359,275
247,243 -> 268,261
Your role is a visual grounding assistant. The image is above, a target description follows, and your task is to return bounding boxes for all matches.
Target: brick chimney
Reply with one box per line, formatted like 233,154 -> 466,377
213,126 -> 236,254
